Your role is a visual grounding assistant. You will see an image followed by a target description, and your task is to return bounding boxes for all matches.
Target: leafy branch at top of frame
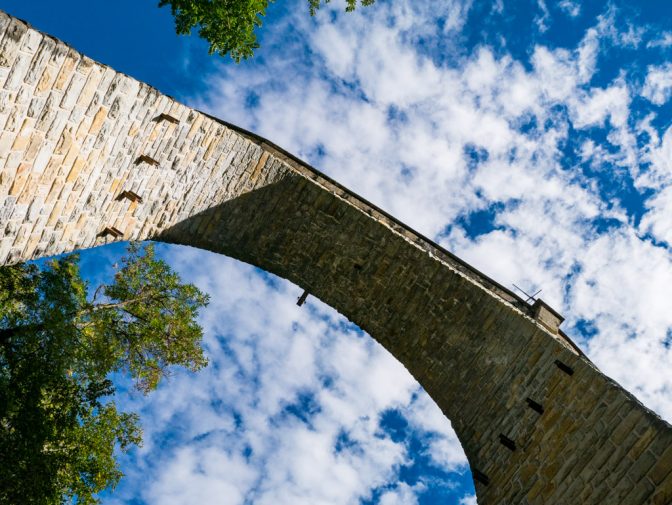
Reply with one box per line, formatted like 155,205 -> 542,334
158,0 -> 376,62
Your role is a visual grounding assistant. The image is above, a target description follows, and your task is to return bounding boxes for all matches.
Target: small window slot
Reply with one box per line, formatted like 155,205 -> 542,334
473,469 -> 490,486
98,226 -> 123,239
554,359 -> 574,376
499,434 -> 516,451
526,397 -> 544,415
154,113 -> 180,124
116,190 -> 143,203
135,154 -> 159,166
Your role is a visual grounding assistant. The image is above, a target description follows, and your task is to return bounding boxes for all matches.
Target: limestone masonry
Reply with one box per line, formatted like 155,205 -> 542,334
0,10 -> 671,504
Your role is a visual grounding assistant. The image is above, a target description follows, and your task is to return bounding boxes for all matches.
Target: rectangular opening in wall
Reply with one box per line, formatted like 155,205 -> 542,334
154,113 -> 179,124
116,190 -> 143,203
473,469 -> 490,486
135,154 -> 159,166
526,397 -> 544,414
499,434 -> 516,451
554,359 -> 574,376
98,226 -> 123,239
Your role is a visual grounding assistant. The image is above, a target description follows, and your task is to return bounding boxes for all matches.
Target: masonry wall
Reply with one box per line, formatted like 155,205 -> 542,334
1,11 -> 671,504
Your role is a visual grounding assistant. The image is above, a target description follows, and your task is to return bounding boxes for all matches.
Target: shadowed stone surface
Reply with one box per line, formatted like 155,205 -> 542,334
1,10 -> 671,504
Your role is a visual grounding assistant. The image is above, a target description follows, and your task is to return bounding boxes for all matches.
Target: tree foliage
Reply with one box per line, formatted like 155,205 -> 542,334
307,0 -> 375,16
158,0 -> 375,62
159,0 -> 270,62
0,243 -> 209,504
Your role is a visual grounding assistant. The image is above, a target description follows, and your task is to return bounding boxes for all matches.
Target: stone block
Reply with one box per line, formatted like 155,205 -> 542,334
0,18 -> 27,67
53,48 -> 80,90
24,36 -> 55,85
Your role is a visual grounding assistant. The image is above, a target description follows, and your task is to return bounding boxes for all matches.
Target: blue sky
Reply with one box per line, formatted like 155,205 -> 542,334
4,0 -> 672,504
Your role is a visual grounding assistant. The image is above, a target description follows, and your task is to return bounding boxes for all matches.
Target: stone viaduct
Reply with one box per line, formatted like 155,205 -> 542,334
0,10 -> 671,504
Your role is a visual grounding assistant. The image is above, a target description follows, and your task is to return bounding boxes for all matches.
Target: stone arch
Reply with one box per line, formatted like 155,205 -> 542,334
1,11 -> 672,503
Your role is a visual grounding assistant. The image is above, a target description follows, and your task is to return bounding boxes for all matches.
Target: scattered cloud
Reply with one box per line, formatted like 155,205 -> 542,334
642,63 -> 672,105
647,32 -> 672,49
535,0 -> 550,33
459,495 -> 478,505
558,0 -> 581,18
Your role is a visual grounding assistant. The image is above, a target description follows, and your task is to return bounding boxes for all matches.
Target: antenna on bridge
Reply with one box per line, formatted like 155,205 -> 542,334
512,284 -> 542,304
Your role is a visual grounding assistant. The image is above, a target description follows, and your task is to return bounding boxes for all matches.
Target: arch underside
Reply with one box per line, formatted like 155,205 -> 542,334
1,10 -> 672,503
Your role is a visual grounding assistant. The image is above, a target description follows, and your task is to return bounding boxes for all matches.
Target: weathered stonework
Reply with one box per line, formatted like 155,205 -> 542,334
1,11 -> 671,504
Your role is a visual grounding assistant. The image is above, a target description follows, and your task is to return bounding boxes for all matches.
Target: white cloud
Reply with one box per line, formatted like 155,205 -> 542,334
401,393 -> 468,471
379,483 -> 419,505
146,447 -> 258,505
558,0 -> 581,18
571,83 -> 630,128
647,32 -> 672,49
593,6 -> 645,49
460,494 -> 478,505
640,185 -> 672,245
535,0 -> 550,33
642,63 -> 672,105
566,230 -> 672,418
